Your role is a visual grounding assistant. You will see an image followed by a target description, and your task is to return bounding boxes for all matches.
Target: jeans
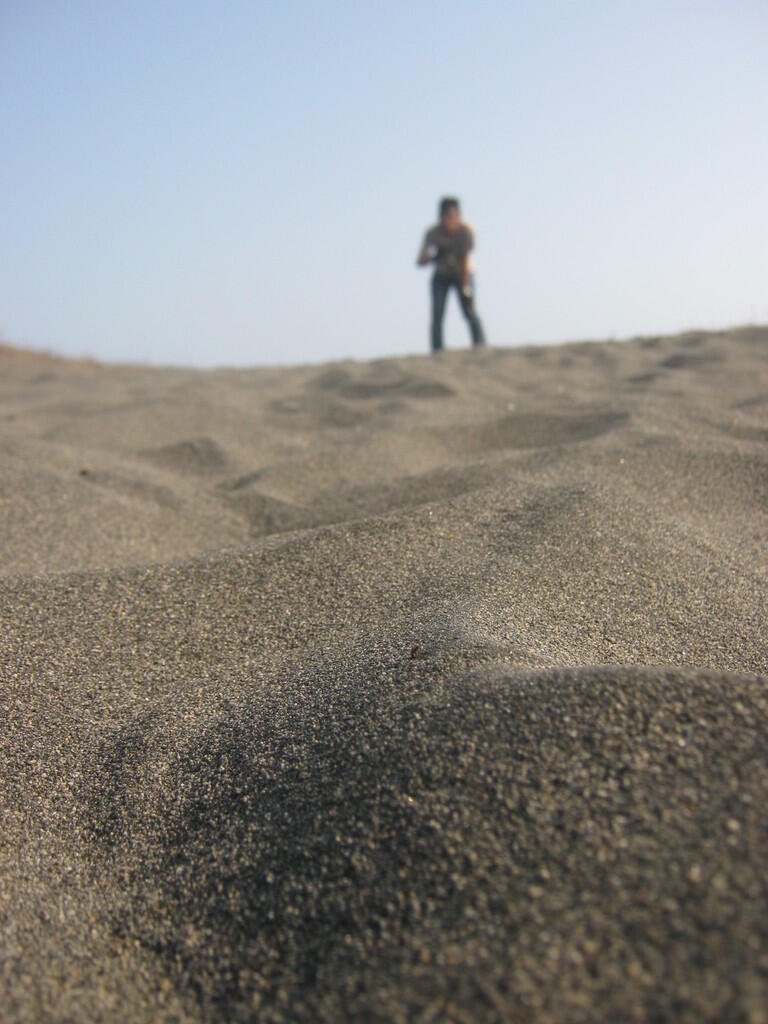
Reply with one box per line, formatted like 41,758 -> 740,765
431,271 -> 486,352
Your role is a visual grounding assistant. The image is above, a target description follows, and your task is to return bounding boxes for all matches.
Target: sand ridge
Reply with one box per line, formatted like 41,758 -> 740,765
1,327 -> 767,1021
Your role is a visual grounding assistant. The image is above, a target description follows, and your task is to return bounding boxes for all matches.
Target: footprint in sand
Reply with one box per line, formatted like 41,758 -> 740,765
138,437 -> 230,475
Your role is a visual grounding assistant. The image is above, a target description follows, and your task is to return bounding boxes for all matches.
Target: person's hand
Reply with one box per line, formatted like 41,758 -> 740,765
417,244 -> 437,267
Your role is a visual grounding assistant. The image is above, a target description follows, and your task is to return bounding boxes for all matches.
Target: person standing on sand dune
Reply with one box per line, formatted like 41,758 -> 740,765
416,196 -> 486,353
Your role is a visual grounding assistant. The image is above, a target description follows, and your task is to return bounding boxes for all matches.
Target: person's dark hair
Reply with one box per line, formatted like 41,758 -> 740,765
439,196 -> 460,217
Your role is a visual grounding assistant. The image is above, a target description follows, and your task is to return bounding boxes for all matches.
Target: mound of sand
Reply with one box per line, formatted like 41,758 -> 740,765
1,328 -> 767,1022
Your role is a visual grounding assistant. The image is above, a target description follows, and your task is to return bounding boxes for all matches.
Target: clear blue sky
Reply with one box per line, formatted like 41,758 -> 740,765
2,1 -> 766,366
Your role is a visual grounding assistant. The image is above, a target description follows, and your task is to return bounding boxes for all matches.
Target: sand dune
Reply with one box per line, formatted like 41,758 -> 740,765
1,328 -> 767,1022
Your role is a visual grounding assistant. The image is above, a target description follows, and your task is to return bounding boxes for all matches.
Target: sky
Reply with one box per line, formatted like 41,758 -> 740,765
1,0 -> 766,367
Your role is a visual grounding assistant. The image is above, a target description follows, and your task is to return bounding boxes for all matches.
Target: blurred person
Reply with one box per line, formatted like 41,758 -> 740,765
416,197 -> 486,352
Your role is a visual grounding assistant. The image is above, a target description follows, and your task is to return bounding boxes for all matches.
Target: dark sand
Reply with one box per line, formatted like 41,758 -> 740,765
1,328 -> 767,1022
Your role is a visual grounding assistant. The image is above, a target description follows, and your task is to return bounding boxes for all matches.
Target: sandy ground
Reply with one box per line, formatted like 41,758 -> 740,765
1,327 -> 767,1022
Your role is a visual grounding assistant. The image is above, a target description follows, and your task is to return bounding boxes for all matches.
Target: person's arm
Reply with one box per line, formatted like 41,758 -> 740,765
416,230 -> 436,267
459,252 -> 471,295
458,225 -> 474,295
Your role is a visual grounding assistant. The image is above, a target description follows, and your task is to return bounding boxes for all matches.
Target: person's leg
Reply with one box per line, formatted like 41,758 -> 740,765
459,274 -> 486,347
430,272 -> 450,352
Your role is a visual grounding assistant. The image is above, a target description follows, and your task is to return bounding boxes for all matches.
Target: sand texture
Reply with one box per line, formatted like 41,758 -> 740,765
1,327 -> 767,1022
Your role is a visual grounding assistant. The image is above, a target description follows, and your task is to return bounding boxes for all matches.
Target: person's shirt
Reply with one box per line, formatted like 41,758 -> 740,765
422,221 -> 475,277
